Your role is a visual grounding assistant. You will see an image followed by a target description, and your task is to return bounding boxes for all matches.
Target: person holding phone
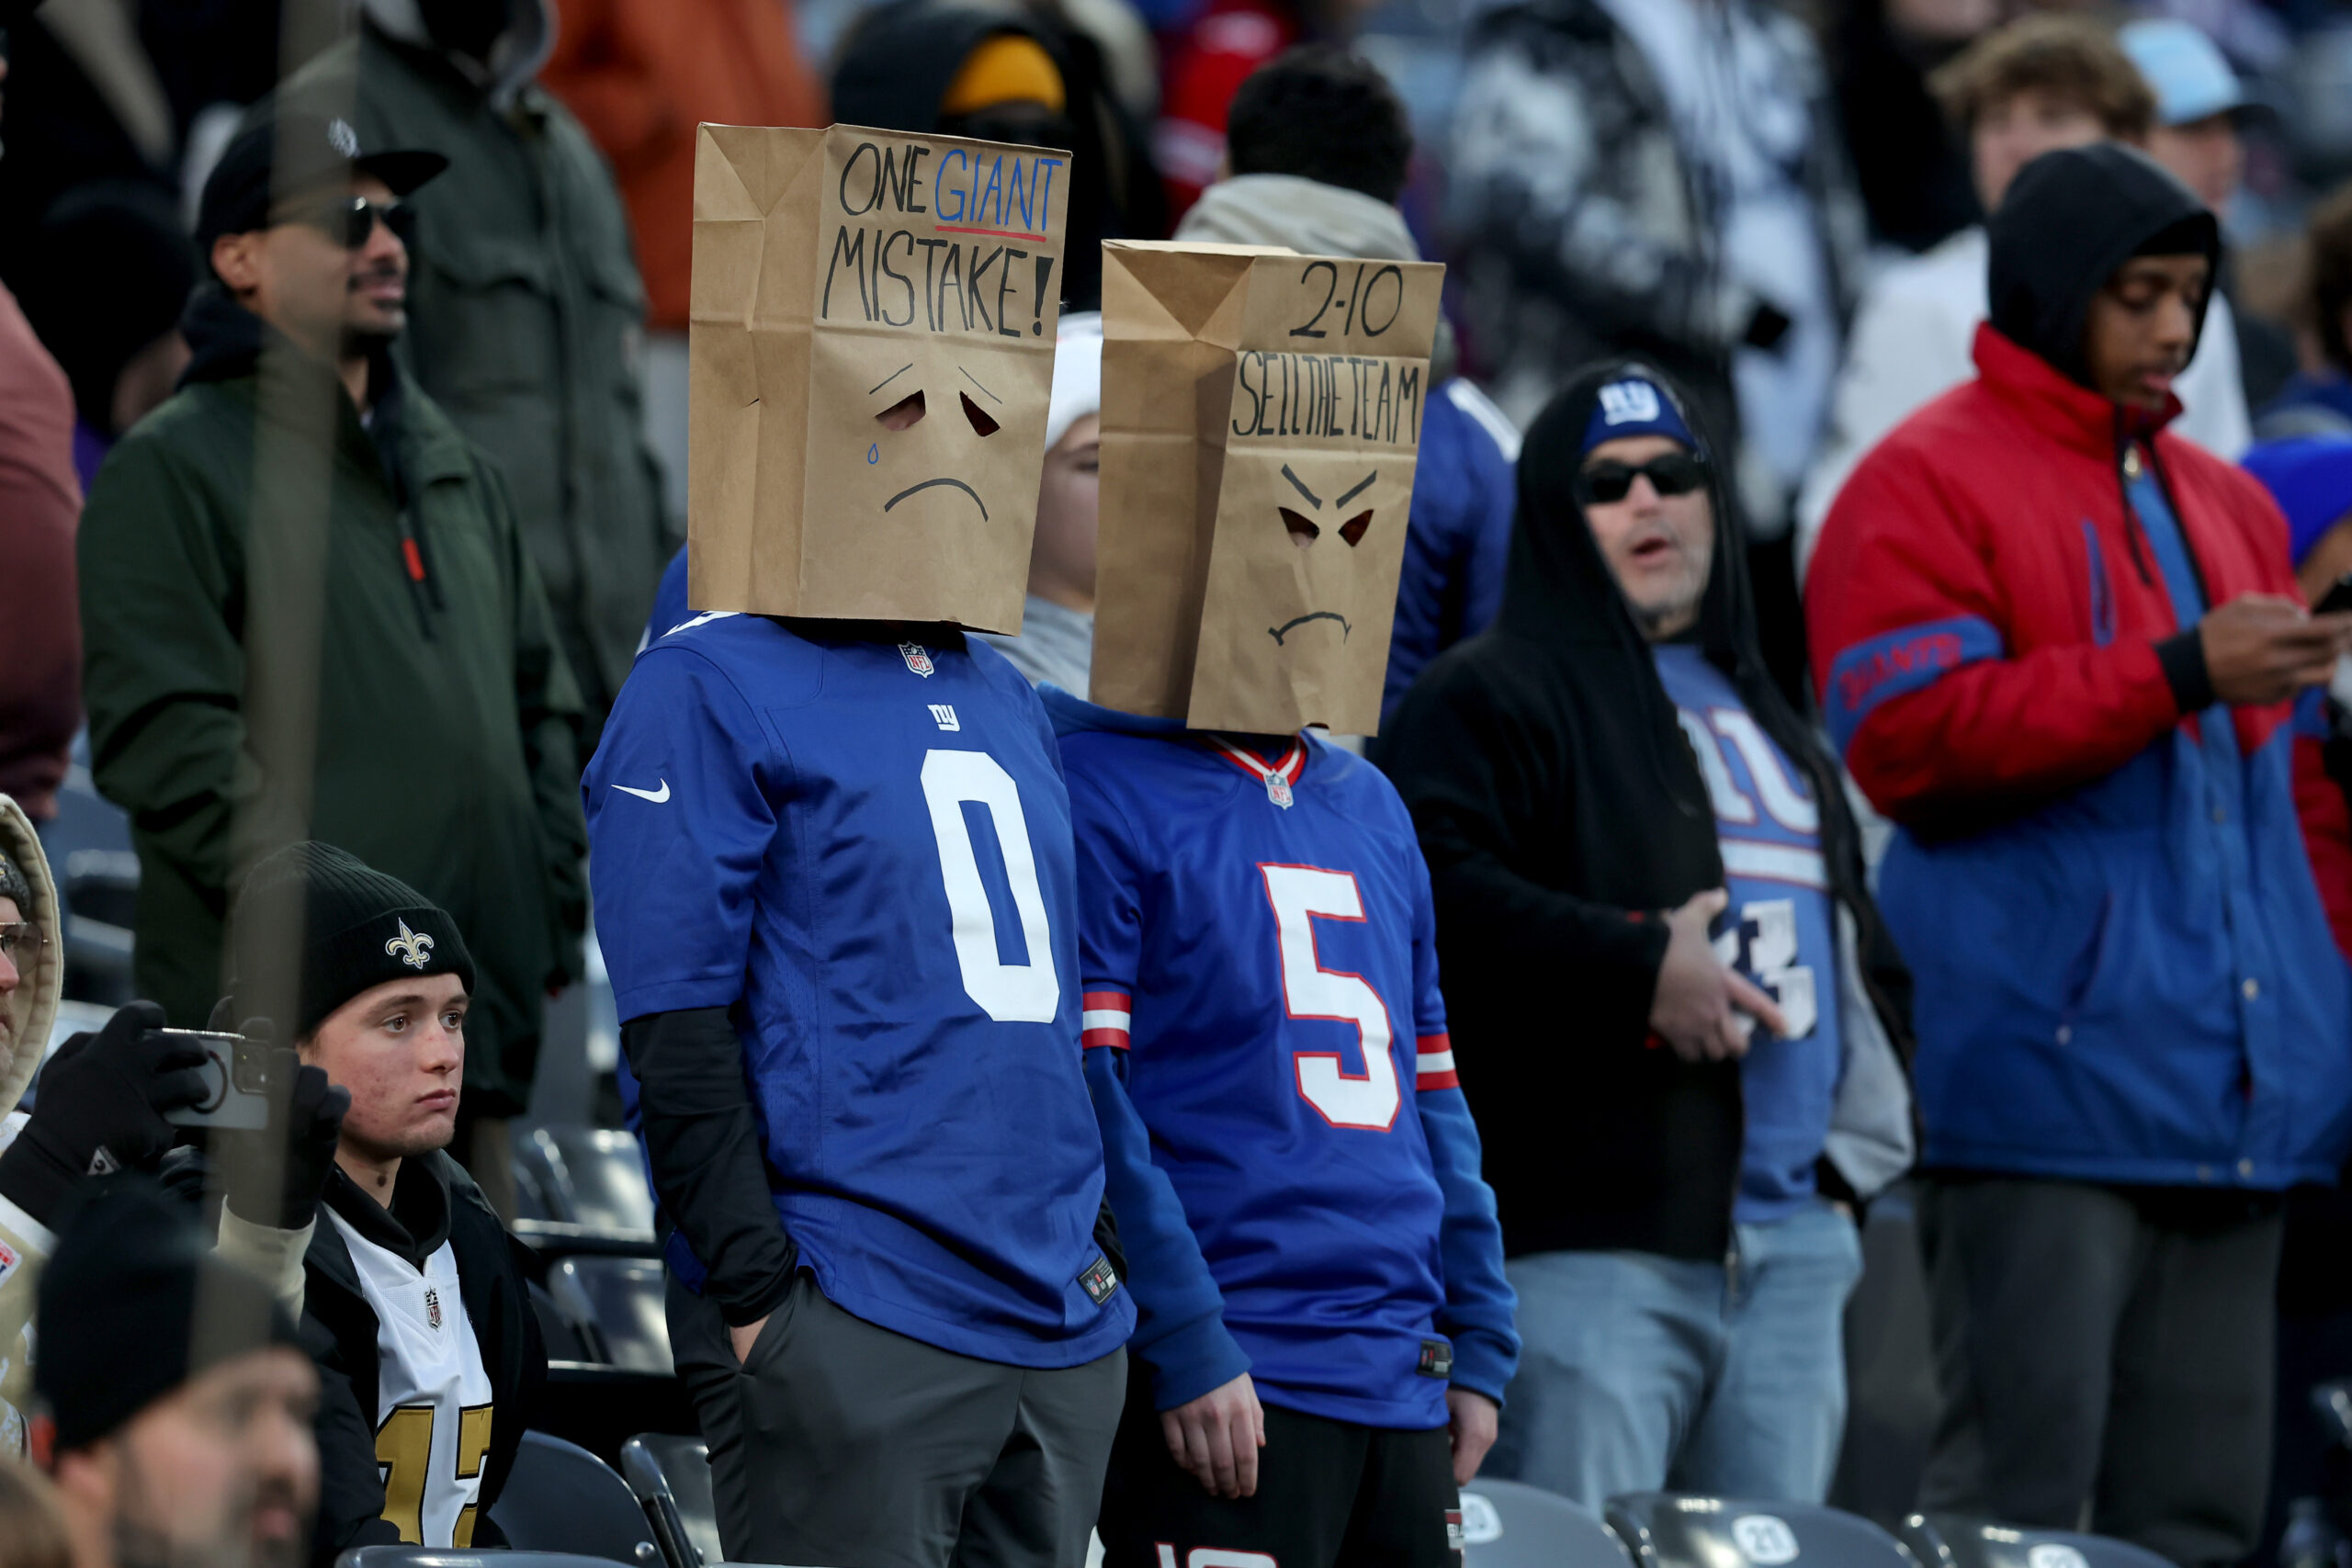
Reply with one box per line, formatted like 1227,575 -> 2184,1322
1807,144 -> 2352,1562
211,840 -> 545,1562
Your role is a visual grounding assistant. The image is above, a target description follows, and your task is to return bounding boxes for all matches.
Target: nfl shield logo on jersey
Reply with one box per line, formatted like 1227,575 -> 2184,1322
899,642 -> 935,678
424,1287 -> 443,1331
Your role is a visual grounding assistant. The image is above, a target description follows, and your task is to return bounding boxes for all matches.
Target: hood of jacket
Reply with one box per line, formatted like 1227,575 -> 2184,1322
1173,175 -> 1459,383
0,795 -> 63,1116
1987,141 -> 2219,394
176,282 -> 267,387
360,0 -> 553,108
831,0 -> 1058,136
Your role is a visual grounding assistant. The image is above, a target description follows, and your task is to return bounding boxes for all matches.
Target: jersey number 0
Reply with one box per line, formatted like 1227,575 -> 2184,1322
921,749 -> 1061,1022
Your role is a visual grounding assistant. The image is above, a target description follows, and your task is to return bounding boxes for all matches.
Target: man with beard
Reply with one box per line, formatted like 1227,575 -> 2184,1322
1379,366 -> 1913,1506
34,1178 -> 319,1568
75,111 -> 588,1218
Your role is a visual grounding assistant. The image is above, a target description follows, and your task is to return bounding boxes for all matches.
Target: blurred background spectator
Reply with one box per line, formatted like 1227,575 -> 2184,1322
2263,181 -> 2352,440
538,0 -> 828,529
13,181 -> 195,493
0,39 -> 85,829
1794,15 -> 2254,581
1823,0 -> 1998,257
831,0 -> 1160,310
269,0 -> 671,747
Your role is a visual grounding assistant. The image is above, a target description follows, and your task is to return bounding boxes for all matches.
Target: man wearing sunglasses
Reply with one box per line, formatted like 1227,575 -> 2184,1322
75,110 -> 589,1224
1382,364 -> 1913,1508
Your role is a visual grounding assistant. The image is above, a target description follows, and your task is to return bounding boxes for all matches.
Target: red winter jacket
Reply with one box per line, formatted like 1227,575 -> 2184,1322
1807,321 -> 2352,1185
1813,324 -> 2343,856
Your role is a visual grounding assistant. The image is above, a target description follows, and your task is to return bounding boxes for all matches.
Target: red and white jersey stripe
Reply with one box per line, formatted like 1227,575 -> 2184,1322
1081,990 -> 1132,1051
1202,736 -> 1307,787
1415,1033 -> 1458,1091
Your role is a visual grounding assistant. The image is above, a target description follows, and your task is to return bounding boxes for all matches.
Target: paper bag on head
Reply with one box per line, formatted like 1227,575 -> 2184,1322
689,122 -> 1069,630
1091,241 -> 1443,735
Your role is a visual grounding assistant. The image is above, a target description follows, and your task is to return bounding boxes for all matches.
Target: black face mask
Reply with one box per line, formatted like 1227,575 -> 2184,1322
416,0 -> 511,62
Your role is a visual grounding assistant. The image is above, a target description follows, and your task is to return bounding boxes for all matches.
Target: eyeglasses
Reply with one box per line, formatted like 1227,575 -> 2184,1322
282,195 -> 417,250
1576,452 -> 1707,505
0,922 -> 48,964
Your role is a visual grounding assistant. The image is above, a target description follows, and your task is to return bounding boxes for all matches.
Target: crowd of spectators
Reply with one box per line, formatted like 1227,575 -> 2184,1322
6,0 -> 2352,1564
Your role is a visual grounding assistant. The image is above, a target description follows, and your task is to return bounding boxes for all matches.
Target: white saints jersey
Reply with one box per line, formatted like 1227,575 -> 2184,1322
329,1211 -> 496,1547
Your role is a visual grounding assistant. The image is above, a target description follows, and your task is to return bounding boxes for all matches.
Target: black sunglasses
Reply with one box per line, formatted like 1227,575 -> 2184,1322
283,195 -> 418,250
1577,451 -> 1707,505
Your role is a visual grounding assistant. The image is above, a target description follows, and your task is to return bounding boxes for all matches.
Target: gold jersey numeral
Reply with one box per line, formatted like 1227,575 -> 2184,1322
374,1402 -> 496,1545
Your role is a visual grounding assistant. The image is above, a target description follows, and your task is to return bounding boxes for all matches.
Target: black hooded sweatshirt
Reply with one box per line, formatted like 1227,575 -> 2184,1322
1377,360 -> 1912,1262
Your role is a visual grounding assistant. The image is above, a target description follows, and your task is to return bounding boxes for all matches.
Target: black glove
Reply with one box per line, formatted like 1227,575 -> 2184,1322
221,1044 -> 349,1231
0,1001 -> 207,1227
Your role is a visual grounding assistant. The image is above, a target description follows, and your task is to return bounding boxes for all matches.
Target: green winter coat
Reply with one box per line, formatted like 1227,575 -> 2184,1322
78,289 -> 588,1117
270,15 -> 672,734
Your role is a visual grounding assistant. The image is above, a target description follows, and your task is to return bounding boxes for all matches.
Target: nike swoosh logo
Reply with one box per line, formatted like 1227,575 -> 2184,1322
612,780 -> 672,804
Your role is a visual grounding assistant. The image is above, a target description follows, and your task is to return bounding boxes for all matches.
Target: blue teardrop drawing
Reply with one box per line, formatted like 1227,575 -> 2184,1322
866,443 -> 880,465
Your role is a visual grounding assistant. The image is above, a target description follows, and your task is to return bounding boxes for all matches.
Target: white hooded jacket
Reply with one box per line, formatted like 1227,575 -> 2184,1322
0,794 -> 65,1454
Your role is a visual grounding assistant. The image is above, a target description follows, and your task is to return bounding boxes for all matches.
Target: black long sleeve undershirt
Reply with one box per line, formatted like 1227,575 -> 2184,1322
622,1007 -> 796,1325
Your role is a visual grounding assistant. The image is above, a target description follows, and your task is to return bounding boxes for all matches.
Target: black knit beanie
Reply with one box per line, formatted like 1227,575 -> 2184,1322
226,841 -> 475,1040
35,1176 -> 302,1453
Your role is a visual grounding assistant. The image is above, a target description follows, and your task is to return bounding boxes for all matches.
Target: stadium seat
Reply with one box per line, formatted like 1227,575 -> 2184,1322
619,1434 -> 722,1568
549,1255 -> 673,1374
1897,1515 -> 2175,1568
1606,1493 -> 1923,1568
1459,1478 -> 1634,1568
486,1430 -> 662,1565
513,1124 -> 659,1242
338,1551 -> 624,1568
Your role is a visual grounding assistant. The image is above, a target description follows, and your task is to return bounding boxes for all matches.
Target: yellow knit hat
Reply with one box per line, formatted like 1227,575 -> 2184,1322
941,33 -> 1067,116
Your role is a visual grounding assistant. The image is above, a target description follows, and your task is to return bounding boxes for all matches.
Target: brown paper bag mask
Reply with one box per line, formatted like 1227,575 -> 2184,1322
1092,241 -> 1443,735
689,123 -> 1069,629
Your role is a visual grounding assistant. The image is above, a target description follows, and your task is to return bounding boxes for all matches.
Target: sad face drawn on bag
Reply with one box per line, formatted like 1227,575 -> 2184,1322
1267,460 -> 1385,646
862,355 -> 1011,522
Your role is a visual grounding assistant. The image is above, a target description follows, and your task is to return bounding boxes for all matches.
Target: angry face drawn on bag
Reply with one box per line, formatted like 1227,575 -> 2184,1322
1091,243 -> 1442,736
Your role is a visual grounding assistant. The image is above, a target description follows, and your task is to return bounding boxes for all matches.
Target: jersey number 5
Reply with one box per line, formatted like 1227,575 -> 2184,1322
376,1402 -> 493,1545
1261,863 -> 1399,1131
922,749 -> 1061,1022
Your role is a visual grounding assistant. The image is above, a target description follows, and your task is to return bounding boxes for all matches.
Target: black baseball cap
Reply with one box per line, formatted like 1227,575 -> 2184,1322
196,108 -> 448,254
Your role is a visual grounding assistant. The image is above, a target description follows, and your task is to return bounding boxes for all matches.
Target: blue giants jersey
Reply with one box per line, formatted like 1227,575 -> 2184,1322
584,614 -> 1133,1367
1046,689 -> 1517,1428
1652,644 -> 1844,1224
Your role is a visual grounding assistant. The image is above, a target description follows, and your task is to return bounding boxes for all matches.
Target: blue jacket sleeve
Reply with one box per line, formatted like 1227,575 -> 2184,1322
1406,832 -> 1519,1404
1064,763 -> 1252,1410
1085,1046 -> 1254,1408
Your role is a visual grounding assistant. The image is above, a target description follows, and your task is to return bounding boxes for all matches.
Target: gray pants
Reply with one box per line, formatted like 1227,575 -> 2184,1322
1917,1176 -> 2283,1568
672,1272 -> 1124,1568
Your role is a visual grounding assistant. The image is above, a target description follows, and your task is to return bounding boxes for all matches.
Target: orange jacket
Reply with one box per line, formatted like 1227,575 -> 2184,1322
543,0 -> 827,329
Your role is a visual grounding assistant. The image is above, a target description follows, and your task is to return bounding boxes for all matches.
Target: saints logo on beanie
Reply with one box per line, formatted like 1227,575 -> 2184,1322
226,842 -> 475,1039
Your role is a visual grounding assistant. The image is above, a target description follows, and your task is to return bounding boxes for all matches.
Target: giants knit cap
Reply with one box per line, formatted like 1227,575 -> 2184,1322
227,841 -> 475,1041
0,846 -> 28,914
35,1176 -> 301,1454
1580,374 -> 1702,457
